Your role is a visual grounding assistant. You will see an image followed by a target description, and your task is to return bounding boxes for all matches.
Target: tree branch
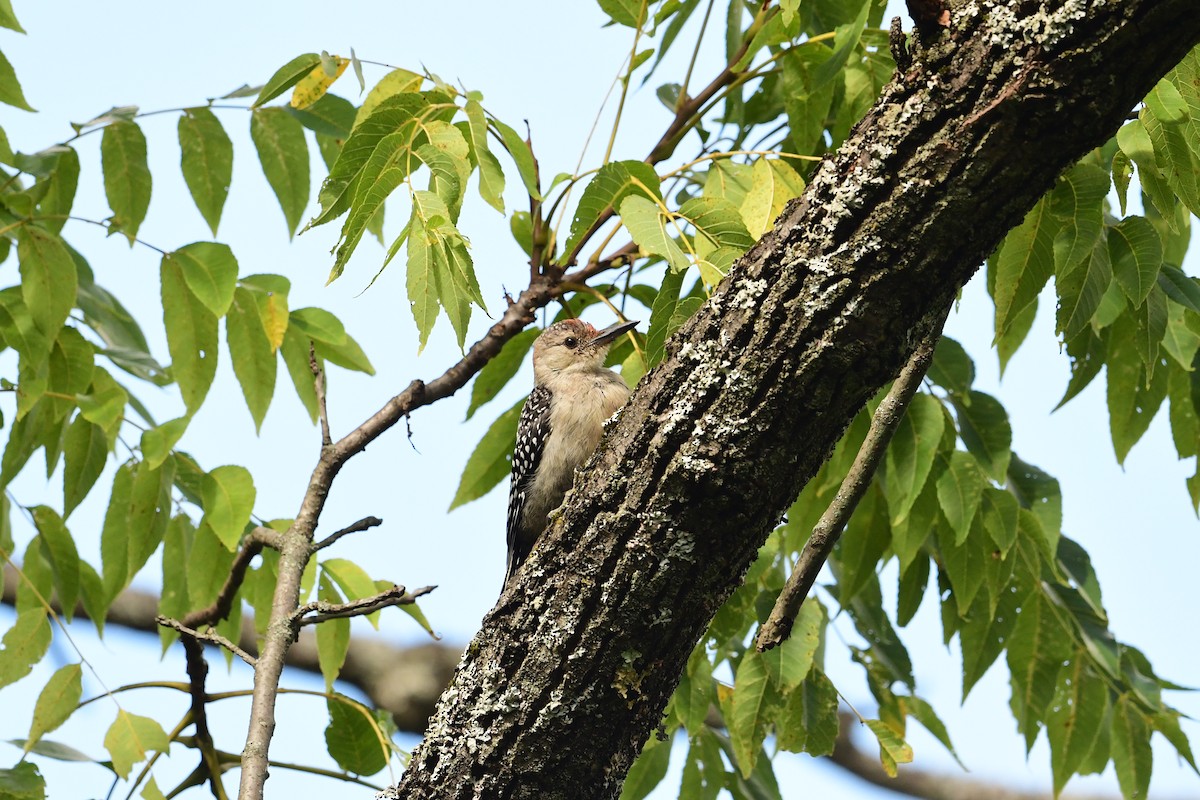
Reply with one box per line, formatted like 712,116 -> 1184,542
313,515 -> 383,552
294,584 -> 435,627
158,615 -> 258,667
755,316 -> 943,651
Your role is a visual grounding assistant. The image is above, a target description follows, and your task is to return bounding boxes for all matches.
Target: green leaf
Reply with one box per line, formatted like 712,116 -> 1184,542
760,599 -> 822,692
621,195 -> 690,272
740,158 -> 805,238
178,108 -> 233,235
25,663 -> 82,751
166,242 -> 238,317
251,107 -> 310,237
100,464 -> 134,600
63,415 -> 107,517
938,515 -> 988,616
1048,654 -> 1108,795
32,506 -> 79,618
253,53 -> 322,108
127,458 -> 173,583
884,393 -> 944,525
560,160 -> 661,263
645,266 -> 685,369
1111,693 -> 1153,800
620,734 -> 672,800
161,254 -> 218,414
950,391 -> 1011,482
935,451 -> 984,545
1056,231 -> 1112,340
158,515 -> 192,650
775,667 -> 839,756
980,487 -> 1018,557
0,609 -> 51,689
279,326 -> 319,422
1049,162 -> 1109,276
47,327 -> 95,421
1007,590 -> 1072,751
200,465 -> 256,550
226,287 -> 276,431
354,68 -> 423,126
406,216 -> 439,353
0,47 -> 34,111
673,645 -> 714,737
905,695 -> 964,767
1007,456 -> 1063,547
467,328 -> 538,419
0,763 -> 45,800
287,92 -> 357,138
1117,118 -> 1177,223
324,693 -> 387,775
186,521 -> 234,610
928,336 -> 974,395
100,121 -> 151,242
1106,313 -> 1168,463
1159,264 -> 1200,314
450,397 -> 523,510
103,710 -> 168,779
491,116 -> 541,200
0,0 -> 25,32
318,332 -> 374,375
464,98 -> 505,212
17,227 -> 76,343
993,198 -> 1058,339
865,720 -> 913,778
316,92 -> 446,227
316,574 -> 350,690
833,484 -> 891,604
598,0 -> 645,27
289,307 -> 347,345
77,367 -> 128,438
728,648 -> 772,778
1168,361 -> 1199,458
1109,216 -> 1163,307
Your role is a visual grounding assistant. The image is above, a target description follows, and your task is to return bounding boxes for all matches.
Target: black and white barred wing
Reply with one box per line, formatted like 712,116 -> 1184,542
505,385 -> 552,583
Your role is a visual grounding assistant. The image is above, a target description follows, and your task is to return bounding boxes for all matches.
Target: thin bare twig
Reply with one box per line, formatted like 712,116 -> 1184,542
313,516 -> 384,552
310,342 -> 332,447
755,310 -> 948,651
295,585 -> 436,627
158,616 -> 258,668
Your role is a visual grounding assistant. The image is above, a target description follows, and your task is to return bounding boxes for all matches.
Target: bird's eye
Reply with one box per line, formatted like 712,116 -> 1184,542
564,337 -> 578,349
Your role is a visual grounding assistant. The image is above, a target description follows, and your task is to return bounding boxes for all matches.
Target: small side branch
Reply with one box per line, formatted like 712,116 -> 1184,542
159,616 -> 259,668
182,526 -> 282,631
310,342 -> 332,448
295,585 -> 435,627
314,516 -> 384,552
755,315 -> 946,652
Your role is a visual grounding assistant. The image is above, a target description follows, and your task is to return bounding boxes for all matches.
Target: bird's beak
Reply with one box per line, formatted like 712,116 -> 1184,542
587,319 -> 639,347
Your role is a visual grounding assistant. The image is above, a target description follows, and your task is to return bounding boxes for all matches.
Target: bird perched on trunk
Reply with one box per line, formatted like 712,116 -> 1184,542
505,318 -> 639,588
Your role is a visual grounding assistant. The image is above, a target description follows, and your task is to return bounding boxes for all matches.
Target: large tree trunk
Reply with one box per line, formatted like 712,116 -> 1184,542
394,2 -> 1200,797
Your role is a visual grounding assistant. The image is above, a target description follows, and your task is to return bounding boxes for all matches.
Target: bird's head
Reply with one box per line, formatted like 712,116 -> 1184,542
532,318 -> 638,382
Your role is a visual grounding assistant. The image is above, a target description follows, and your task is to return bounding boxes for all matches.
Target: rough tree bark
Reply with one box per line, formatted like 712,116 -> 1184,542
394,1 -> 1200,797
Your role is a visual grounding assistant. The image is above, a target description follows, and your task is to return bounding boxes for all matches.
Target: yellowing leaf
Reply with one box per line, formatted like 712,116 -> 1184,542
103,710 -> 168,779
290,55 -> 349,110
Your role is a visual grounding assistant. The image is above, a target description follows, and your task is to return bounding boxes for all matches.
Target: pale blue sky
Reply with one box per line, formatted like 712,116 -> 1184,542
1,2 -> 1197,798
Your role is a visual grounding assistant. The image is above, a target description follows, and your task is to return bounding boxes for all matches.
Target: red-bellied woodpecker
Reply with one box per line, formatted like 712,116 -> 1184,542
505,318 -> 639,587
